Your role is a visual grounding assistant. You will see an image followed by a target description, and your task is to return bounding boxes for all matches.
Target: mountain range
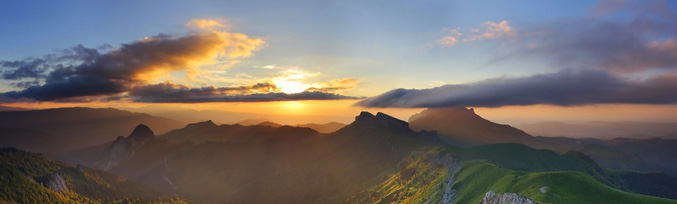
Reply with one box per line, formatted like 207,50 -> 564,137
1,107 -> 677,203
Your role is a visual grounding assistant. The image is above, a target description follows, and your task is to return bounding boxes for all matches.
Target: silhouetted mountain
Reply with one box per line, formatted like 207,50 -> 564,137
257,121 -> 283,127
0,107 -> 186,153
0,147 -> 191,203
235,118 -> 269,126
296,122 -> 346,133
60,111 -> 441,204
409,107 -> 534,145
161,120 -> 319,144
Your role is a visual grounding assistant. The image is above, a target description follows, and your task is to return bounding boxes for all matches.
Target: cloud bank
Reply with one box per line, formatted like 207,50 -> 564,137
127,81 -> 361,103
356,69 -> 677,108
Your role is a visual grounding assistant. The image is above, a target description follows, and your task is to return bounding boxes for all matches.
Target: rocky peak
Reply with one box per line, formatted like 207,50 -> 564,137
479,190 -> 537,204
351,111 -> 409,130
100,124 -> 156,170
355,111 -> 375,120
128,124 -> 154,142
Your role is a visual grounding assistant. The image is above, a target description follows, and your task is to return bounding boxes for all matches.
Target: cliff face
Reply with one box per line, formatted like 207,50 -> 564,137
100,124 -> 155,170
479,191 -> 537,204
47,173 -> 69,192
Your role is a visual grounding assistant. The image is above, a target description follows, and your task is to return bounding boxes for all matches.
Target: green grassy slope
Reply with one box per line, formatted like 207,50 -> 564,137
318,151 -> 457,204
438,143 -> 677,199
453,160 -> 677,204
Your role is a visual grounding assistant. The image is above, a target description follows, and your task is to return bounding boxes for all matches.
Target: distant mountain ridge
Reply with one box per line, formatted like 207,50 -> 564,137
296,122 -> 346,133
0,107 -> 186,153
237,119 -> 347,133
515,121 -> 677,139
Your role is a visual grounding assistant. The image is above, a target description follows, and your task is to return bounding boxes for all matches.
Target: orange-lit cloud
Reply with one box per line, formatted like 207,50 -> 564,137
437,36 -> 458,47
306,78 -> 363,93
185,18 -> 229,30
437,20 -> 514,46
463,20 -> 514,42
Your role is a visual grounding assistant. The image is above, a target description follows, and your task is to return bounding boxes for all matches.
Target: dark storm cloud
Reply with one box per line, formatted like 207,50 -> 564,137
129,81 -> 360,103
1,58 -> 48,80
499,0 -> 677,73
355,70 -> 677,108
128,81 -> 277,100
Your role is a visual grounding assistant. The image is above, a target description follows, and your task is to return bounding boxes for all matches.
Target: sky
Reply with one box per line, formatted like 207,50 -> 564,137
1,0 -> 676,123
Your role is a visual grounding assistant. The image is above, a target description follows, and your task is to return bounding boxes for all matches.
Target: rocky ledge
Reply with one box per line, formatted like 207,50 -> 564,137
479,190 -> 537,204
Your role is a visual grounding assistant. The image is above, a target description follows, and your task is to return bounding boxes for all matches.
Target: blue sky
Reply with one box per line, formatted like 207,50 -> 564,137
1,0 -> 676,110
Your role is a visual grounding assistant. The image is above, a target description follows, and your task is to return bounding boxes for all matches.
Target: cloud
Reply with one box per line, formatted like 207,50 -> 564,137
355,69 -> 677,108
185,18 -> 229,30
0,19 -> 361,103
306,78 -> 363,93
128,81 -> 360,103
253,64 -> 278,69
1,19 -> 266,101
437,36 -> 458,47
437,20 -> 514,46
463,20 -> 514,42
494,0 -> 677,73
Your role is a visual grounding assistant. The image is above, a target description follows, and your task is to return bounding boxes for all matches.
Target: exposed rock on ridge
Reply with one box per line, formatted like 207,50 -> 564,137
479,190 -> 537,204
47,173 -> 69,192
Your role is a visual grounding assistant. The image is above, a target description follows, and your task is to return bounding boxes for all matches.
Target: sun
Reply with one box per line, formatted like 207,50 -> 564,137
274,80 -> 311,94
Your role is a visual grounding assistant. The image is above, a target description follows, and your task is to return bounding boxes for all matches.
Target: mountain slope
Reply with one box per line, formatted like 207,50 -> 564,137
451,160 -> 676,204
0,148 -> 191,204
437,143 -> 677,200
0,107 -> 186,153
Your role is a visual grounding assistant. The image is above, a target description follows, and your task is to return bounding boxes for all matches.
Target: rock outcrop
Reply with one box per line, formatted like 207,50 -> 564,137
100,124 -> 155,170
47,173 -> 69,192
439,156 -> 462,204
479,191 -> 537,204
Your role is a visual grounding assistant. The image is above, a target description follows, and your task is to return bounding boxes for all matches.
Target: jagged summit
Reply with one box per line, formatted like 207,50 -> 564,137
356,111 -> 375,120
348,111 -> 410,131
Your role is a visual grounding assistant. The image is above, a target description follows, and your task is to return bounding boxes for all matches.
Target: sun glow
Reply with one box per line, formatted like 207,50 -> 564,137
274,80 -> 311,94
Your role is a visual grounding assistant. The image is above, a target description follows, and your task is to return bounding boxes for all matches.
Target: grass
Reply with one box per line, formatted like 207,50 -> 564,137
452,160 -> 677,204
